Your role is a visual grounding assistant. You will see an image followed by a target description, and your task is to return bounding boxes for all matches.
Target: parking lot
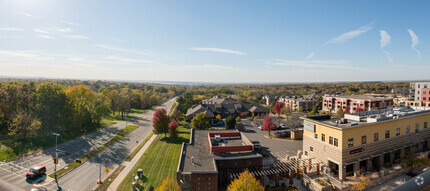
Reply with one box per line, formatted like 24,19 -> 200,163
240,119 -> 303,160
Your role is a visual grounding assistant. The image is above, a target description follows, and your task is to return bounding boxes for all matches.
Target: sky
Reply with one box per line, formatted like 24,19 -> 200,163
0,0 -> 429,83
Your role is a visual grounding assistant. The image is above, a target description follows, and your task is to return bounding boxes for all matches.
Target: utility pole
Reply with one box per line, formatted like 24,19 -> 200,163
99,164 -> 102,191
53,133 -> 62,191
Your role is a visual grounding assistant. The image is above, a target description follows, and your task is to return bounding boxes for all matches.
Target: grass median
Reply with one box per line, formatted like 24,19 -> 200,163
117,127 -> 190,191
49,125 -> 138,178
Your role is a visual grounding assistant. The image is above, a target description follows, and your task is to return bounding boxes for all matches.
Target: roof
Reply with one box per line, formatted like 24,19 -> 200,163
302,106 -> 430,130
186,103 -> 269,118
323,94 -> 394,101
201,96 -> 241,105
179,130 -> 261,172
33,165 -> 45,170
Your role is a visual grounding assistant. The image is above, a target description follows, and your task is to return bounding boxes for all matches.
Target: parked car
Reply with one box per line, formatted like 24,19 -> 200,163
251,141 -> 262,150
280,124 -> 286,129
31,187 -> 48,191
257,125 -> 262,130
26,165 -> 46,179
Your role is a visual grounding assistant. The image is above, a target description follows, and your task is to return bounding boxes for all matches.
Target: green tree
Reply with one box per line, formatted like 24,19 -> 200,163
227,169 -> 264,191
65,85 -> 98,131
191,113 -> 211,129
37,83 -> 66,132
153,108 -> 170,137
155,177 -> 181,191
337,107 -> 345,118
309,106 -> 318,115
401,152 -> 429,175
225,116 -> 237,129
236,116 -> 241,122
8,110 -> 41,141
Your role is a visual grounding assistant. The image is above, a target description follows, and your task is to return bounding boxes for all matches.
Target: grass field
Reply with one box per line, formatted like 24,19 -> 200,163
102,109 -> 148,126
117,127 -> 190,191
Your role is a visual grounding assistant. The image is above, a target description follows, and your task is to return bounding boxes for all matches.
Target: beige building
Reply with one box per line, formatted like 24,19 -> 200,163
302,106 -> 430,181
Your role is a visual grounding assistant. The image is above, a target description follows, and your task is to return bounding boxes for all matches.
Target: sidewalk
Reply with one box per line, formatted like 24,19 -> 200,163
108,134 -> 157,190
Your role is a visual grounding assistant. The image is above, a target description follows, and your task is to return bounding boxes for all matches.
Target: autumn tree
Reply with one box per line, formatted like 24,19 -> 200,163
236,116 -> 241,122
401,152 -> 429,175
191,113 -> 211,129
309,106 -> 318,115
168,119 -> 179,138
155,177 -> 181,191
337,107 -> 345,118
8,109 -> 41,141
273,101 -> 284,116
225,116 -> 236,129
153,108 -> 170,137
65,85 -> 99,131
240,112 -> 248,117
37,83 -> 66,132
216,114 -> 222,120
172,108 -> 183,121
351,175 -> 369,191
262,115 -> 275,137
227,169 -> 264,191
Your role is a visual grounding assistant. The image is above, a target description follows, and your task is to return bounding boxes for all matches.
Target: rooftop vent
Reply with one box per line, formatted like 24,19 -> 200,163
349,122 -> 358,126
215,135 -> 221,142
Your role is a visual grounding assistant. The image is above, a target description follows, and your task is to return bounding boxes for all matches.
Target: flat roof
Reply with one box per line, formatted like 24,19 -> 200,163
180,130 -> 261,172
303,106 -> 430,129
323,94 -> 393,101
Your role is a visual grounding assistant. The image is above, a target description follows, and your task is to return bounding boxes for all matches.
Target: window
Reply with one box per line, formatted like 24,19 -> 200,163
425,84 -> 428,88
361,136 -> 367,144
418,90 -> 421,94
348,138 -> 354,147
305,151 -> 308,156
385,130 -> 390,139
315,134 -> 318,139
425,91 -> 428,95
418,84 -> 421,88
406,125 -> 410,133
425,122 -> 428,129
322,134 -> 325,142
374,133 -> 379,141
329,136 -> 333,145
334,138 -> 338,147
416,124 -> 419,133
424,97 -> 427,101
310,146 -> 313,152
396,128 -> 400,136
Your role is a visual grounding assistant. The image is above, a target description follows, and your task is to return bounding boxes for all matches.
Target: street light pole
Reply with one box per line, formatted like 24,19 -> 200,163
53,133 -> 62,191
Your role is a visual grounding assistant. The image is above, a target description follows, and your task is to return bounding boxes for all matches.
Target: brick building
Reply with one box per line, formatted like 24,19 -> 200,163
177,130 -> 263,191
322,94 -> 394,114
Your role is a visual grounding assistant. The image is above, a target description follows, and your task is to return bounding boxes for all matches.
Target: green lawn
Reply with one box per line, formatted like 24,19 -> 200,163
102,109 -> 148,126
0,144 -> 15,161
118,127 -> 190,191
168,101 -> 178,116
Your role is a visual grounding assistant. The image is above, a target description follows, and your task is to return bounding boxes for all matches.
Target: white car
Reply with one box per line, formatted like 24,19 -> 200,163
257,125 -> 262,130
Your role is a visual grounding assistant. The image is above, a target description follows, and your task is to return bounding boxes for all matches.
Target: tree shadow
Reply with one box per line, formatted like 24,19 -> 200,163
160,137 -> 189,144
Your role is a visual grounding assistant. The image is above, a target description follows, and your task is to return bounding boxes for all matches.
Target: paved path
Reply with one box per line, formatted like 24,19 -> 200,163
108,134 -> 157,190
0,98 -> 175,191
369,174 -> 411,191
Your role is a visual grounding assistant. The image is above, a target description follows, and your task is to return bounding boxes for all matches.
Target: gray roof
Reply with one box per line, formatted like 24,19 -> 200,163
186,103 -> 269,118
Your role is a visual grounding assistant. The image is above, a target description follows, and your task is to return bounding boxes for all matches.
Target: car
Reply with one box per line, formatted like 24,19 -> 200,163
280,124 -> 286,129
26,165 -> 46,179
250,141 -> 262,150
257,125 -> 262,130
31,187 -> 48,191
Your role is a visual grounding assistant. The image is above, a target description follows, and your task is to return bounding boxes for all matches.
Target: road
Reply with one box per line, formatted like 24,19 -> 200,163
0,98 -> 176,191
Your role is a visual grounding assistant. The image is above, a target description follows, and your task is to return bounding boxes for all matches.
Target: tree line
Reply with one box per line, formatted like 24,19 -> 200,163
0,80 -> 184,142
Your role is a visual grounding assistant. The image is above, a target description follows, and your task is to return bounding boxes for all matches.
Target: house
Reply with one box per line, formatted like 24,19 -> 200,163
186,96 -> 269,120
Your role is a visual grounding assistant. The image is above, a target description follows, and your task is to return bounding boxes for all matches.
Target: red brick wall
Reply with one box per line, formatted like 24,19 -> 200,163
216,157 -> 263,170
190,173 -> 218,191
211,145 -> 253,153
208,132 -> 241,137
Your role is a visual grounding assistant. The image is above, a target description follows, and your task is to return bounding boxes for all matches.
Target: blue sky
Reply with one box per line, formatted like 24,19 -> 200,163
0,0 -> 428,83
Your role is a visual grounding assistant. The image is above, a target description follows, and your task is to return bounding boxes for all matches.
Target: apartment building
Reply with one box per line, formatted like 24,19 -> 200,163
322,94 -> 394,114
278,96 -> 316,112
302,106 -> 430,181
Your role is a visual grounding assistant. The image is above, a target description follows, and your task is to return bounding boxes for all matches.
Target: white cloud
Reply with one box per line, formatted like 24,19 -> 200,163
266,59 -> 351,69
407,29 -> 421,56
305,52 -> 315,60
379,30 -> 391,48
56,28 -> 73,33
34,28 -> 51,34
379,30 -> 393,62
18,12 -> 35,17
37,34 -> 55,39
104,56 -> 155,64
0,27 -> 25,31
325,25 -> 372,45
61,20 -> 77,26
64,35 -> 89,39
94,44 -> 151,56
188,47 -> 246,55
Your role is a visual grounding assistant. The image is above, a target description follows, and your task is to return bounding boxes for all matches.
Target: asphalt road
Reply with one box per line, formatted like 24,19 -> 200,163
0,98 -> 176,191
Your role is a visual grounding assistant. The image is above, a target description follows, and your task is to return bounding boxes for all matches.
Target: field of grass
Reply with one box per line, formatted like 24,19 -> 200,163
0,144 -> 15,161
117,127 -> 190,191
124,132 -> 154,162
49,125 -> 138,178
168,101 -> 178,116
101,109 -> 148,126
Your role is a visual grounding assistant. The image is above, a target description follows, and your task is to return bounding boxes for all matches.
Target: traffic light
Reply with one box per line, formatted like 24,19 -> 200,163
97,181 -> 103,184
54,157 -> 58,164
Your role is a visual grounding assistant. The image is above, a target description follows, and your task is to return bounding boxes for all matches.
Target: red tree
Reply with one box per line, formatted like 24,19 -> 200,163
172,108 -> 183,121
168,119 -> 179,138
262,115 -> 275,137
153,108 -> 170,137
273,101 -> 285,115
240,112 -> 248,117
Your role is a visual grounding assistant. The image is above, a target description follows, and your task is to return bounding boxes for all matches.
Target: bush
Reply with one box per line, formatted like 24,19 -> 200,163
314,178 -> 328,186
225,116 -> 236,129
